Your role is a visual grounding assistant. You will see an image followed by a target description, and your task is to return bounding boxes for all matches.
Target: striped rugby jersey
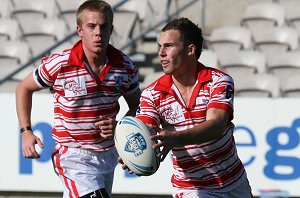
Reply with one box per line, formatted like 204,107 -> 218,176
136,63 -> 247,191
33,40 -> 139,151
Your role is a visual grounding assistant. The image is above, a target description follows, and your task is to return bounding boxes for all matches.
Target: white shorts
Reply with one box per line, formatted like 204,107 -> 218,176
172,179 -> 253,198
52,144 -> 118,198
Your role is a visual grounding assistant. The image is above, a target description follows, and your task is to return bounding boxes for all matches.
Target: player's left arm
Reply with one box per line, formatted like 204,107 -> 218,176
96,88 -> 141,139
168,108 -> 230,144
151,73 -> 234,161
151,108 -> 230,161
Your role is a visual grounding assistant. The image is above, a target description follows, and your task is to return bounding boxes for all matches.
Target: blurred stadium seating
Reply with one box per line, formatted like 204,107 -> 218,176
241,2 -> 285,33
198,50 -> 218,69
234,73 -> 281,98
281,74 -> 300,97
0,0 -> 203,92
206,0 -> 300,98
0,0 -> 299,98
267,51 -> 300,84
218,50 -> 266,78
207,25 -> 253,56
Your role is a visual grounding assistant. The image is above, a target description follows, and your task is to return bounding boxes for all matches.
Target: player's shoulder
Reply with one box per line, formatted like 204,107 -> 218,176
209,67 -> 233,81
41,48 -> 71,68
108,44 -> 136,69
142,76 -> 166,98
121,52 -> 136,68
207,66 -> 228,76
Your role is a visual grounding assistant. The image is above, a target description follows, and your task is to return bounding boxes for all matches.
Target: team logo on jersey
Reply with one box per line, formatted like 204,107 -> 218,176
161,103 -> 185,124
125,133 -> 146,157
114,76 -> 123,90
63,76 -> 87,97
226,85 -> 234,99
202,98 -> 209,106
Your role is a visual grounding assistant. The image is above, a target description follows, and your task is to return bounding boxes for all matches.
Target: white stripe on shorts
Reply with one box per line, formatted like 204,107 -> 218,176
52,144 -> 118,198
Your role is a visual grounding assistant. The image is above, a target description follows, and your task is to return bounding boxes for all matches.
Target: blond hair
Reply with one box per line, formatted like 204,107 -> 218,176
76,0 -> 113,27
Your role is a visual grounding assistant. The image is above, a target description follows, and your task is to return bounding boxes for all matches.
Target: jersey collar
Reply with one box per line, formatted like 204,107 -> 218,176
154,62 -> 212,92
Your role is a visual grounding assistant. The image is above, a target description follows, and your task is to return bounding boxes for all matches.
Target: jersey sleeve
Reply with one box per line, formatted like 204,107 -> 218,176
136,87 -> 160,127
207,73 -> 234,119
33,53 -> 67,88
122,55 -> 140,95
33,62 -> 54,88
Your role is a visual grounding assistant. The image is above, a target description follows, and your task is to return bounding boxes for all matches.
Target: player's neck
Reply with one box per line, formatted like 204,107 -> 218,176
172,74 -> 196,88
172,62 -> 198,87
84,54 -> 108,75
83,45 -> 107,68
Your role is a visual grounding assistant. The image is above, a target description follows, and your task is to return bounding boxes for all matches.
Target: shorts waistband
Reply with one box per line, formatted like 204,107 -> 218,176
56,143 -> 114,155
71,147 -> 107,155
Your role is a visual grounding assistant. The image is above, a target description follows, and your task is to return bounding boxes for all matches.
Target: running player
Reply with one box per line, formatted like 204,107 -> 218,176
16,1 -> 141,197
120,17 -> 253,198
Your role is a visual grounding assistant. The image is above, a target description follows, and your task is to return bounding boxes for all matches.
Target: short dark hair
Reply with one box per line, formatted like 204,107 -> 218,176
76,0 -> 113,27
162,17 -> 204,59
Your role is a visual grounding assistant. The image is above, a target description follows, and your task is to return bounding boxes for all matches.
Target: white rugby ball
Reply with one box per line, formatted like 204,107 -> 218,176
114,116 -> 160,176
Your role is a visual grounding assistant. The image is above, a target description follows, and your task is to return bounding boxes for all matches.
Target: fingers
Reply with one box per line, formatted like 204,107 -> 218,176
22,144 -> 40,159
117,156 -> 123,163
152,140 -> 163,150
95,116 -> 107,127
99,124 -> 113,131
99,128 -> 114,139
150,134 -> 172,162
30,147 -> 41,159
150,134 -> 161,141
95,116 -> 114,127
96,116 -> 116,139
22,133 -> 42,159
36,137 -> 44,149
155,149 -> 169,162
118,157 -> 135,174
147,124 -> 160,135
118,157 -> 128,170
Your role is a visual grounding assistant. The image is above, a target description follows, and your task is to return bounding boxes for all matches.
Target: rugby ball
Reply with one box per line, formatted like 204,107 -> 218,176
114,116 -> 160,176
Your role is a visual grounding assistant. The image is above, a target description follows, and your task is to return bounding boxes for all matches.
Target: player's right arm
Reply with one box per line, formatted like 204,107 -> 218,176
16,72 -> 44,159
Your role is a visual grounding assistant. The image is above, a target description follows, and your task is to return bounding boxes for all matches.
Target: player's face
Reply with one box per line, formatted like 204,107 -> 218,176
77,10 -> 112,55
158,30 -> 189,76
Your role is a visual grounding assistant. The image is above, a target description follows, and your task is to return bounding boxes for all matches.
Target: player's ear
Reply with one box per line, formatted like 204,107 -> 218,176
187,44 -> 196,56
77,25 -> 83,38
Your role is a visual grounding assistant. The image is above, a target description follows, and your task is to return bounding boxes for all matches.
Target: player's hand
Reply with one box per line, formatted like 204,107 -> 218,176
150,130 -> 174,162
95,116 -> 116,139
146,124 -> 160,135
21,131 -> 44,159
117,157 -> 135,174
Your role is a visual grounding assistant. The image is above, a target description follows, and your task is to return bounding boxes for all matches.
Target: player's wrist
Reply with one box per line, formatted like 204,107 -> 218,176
20,126 -> 32,134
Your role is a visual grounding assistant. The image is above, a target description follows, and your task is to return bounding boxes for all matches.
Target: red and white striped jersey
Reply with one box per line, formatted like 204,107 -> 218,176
33,41 -> 139,151
136,63 -> 247,191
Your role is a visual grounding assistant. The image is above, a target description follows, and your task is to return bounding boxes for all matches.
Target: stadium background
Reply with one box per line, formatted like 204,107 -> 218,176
1,0 -> 300,197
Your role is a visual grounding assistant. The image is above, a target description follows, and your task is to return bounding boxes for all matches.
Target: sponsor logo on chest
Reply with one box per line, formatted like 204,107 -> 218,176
63,76 -> 87,97
161,103 -> 185,124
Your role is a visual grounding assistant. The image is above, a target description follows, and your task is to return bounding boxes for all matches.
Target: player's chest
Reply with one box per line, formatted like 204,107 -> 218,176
157,91 -> 210,125
54,68 -> 129,97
